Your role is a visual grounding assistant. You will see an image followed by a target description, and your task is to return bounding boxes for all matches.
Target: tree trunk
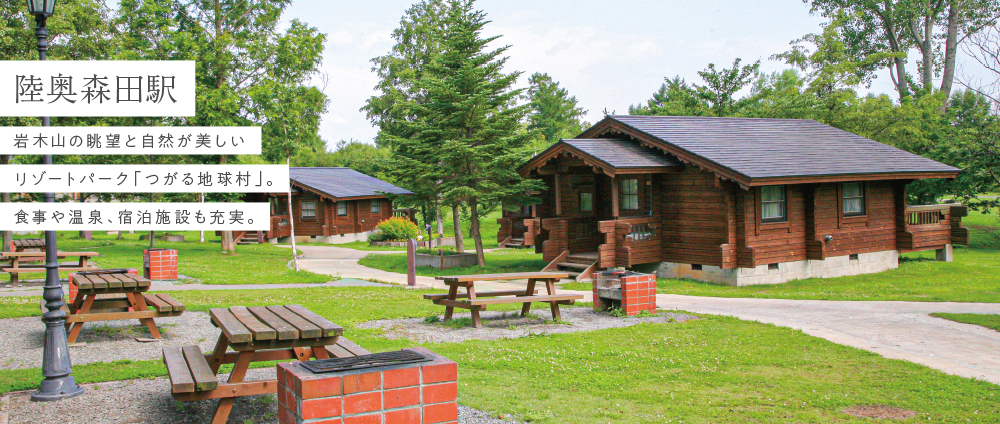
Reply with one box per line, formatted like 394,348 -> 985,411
469,200 -> 485,266
436,201 -> 444,237
452,204 -> 464,253
200,192 -> 206,242
1,155 -> 10,252
149,230 -> 155,249
117,230 -> 124,240
939,2 -> 960,111
287,155 -> 300,272
219,155 -> 235,253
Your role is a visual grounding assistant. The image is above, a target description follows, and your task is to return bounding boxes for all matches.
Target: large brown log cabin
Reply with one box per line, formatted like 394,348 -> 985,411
499,116 -> 968,286
247,167 -> 412,244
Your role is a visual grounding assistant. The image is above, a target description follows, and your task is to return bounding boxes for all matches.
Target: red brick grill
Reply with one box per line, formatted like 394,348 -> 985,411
278,347 -> 459,424
592,270 -> 657,316
143,248 -> 178,280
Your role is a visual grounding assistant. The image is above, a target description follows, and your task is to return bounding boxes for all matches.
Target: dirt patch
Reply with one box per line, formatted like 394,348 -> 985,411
842,405 -> 918,420
357,307 -> 697,344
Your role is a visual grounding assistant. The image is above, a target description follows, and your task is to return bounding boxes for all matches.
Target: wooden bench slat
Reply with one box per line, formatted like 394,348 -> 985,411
229,306 -> 276,341
335,338 -> 372,356
209,308 -> 253,344
247,306 -> 297,341
163,346 -> 195,393
266,305 -> 322,339
436,272 -> 569,283
466,294 -> 583,306
115,273 -> 137,289
143,294 -> 172,312
325,343 -> 353,359
2,265 -> 98,272
74,274 -> 95,290
182,345 -> 218,392
285,304 -> 344,338
423,290 -> 538,300
157,293 -> 186,312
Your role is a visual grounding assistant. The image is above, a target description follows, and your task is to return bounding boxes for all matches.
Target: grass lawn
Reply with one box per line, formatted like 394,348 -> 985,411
358,248 -> 548,278
931,313 -> 1000,332
3,231 -> 332,285
1,286 -> 998,422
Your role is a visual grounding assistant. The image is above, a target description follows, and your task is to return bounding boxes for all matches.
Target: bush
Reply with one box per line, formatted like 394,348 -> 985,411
370,217 -> 419,242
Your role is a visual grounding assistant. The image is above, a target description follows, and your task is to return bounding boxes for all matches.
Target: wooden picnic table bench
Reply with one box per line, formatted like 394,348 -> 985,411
55,269 -> 184,344
2,251 -> 99,284
163,304 -> 363,424
428,272 -> 584,328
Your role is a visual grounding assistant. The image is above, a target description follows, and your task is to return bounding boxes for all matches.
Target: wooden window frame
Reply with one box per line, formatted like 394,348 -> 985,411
759,185 -> 787,223
620,178 -> 640,211
300,200 -> 317,221
337,201 -> 348,217
578,191 -> 594,214
837,182 -> 871,227
370,200 -> 382,214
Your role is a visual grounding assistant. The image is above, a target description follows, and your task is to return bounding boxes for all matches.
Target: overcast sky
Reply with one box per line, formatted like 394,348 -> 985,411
281,0 -> 965,148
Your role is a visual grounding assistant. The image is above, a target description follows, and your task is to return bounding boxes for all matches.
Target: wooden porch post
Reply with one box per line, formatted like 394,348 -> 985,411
611,176 -> 619,219
554,174 -> 562,216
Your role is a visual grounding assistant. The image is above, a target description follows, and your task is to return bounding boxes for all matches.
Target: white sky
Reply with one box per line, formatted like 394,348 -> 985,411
282,0 -> 984,148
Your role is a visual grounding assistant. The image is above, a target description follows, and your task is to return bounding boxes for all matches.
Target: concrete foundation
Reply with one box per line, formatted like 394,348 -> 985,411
936,244 -> 954,262
272,231 -> 373,245
651,250 -> 900,286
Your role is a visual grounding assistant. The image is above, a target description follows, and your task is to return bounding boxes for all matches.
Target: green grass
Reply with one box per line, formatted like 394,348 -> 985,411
2,287 -> 998,422
4,231 -> 331,285
648,211 -> 1000,303
931,313 -> 1000,332
358,248 -> 548,278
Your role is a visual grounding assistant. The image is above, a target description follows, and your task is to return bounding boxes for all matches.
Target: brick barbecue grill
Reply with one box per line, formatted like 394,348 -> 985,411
592,270 -> 657,316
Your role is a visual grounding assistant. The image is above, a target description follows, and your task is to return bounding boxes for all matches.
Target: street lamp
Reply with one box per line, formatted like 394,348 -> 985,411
27,0 -> 84,403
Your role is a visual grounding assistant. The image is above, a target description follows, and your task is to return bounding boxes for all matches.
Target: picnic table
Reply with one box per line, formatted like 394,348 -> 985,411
60,269 -> 184,344
2,251 -> 99,284
163,304 -> 370,424
427,271 -> 584,328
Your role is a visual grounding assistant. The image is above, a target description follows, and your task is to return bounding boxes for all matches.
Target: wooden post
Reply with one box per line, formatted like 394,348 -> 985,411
554,174 -> 562,216
611,176 -> 620,219
406,239 -> 416,286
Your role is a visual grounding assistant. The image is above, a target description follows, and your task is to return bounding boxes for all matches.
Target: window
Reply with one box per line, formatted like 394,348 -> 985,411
579,192 -> 593,213
691,264 -> 703,271
370,200 -> 382,214
842,182 -> 865,216
620,178 -> 639,210
768,263 -> 780,271
760,186 -> 787,222
301,201 -> 316,220
337,202 -> 347,217
849,253 -> 859,261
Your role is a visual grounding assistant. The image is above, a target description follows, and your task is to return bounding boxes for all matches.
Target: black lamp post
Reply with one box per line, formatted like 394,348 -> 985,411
27,0 -> 84,402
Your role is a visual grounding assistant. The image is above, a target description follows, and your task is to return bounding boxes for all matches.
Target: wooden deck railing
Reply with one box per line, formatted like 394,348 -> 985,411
899,204 -> 968,252
598,216 -> 662,268
540,217 -> 602,262
267,215 -> 291,239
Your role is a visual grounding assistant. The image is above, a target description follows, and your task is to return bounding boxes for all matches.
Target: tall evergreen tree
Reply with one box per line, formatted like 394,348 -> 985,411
525,73 -> 587,147
385,0 -> 541,266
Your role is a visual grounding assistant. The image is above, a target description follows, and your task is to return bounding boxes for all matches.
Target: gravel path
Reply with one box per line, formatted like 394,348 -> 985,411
358,307 -> 697,344
2,368 -> 524,424
0,312 -> 219,370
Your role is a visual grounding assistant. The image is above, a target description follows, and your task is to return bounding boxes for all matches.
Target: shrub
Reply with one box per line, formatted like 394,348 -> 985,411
370,217 -> 419,242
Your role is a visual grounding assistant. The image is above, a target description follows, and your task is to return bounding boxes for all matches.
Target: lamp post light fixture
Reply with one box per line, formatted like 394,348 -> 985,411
27,0 -> 85,403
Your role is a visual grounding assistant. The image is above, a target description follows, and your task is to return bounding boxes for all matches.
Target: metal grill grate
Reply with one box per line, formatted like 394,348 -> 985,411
300,350 -> 430,374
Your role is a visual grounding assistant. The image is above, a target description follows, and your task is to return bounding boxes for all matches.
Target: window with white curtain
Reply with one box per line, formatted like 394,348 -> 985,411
760,186 -> 786,222
301,201 -> 317,220
620,179 -> 639,210
842,182 -> 865,216
370,200 -> 382,214
337,202 -> 347,216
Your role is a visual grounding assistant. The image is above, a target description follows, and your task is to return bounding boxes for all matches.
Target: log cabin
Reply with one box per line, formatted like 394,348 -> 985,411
499,115 -> 968,286
245,167 -> 413,244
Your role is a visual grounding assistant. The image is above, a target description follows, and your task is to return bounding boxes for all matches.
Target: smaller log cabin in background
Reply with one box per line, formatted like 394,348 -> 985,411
247,167 -> 413,244
504,115 -> 967,286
